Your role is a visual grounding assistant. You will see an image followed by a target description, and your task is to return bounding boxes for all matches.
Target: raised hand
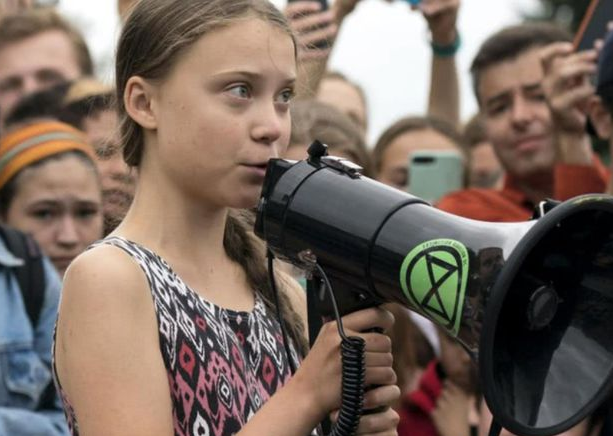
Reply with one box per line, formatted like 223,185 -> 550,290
540,41 -> 598,165
333,0 -> 363,23
284,1 -> 337,62
541,42 -> 599,135
418,0 -> 460,45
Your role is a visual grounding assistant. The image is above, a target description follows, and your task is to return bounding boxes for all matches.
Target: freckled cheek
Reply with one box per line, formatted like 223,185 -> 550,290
278,131 -> 291,154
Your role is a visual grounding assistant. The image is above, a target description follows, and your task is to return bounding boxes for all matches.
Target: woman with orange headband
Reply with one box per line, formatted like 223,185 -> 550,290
0,120 -> 104,275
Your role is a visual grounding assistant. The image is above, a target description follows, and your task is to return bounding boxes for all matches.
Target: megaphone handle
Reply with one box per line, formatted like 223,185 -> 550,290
307,274 -> 385,426
307,278 -> 325,348
307,266 -> 368,436
488,420 -> 502,436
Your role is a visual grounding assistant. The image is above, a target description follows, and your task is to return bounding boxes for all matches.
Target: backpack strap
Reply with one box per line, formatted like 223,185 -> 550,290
0,226 -> 46,327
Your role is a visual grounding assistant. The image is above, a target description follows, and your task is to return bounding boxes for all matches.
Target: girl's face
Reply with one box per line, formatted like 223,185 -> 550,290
5,155 -> 103,275
147,18 -> 296,210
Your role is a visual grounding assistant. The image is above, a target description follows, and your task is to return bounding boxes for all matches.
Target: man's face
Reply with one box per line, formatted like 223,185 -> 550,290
0,30 -> 82,120
478,47 -> 555,180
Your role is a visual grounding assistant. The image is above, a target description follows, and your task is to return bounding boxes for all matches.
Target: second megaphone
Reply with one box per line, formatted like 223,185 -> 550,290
254,142 -> 613,436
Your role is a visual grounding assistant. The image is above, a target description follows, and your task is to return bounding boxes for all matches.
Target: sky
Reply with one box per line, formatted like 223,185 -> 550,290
57,0 -> 541,144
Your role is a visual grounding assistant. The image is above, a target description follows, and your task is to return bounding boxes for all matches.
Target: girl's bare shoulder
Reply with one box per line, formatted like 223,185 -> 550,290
61,242 -> 151,309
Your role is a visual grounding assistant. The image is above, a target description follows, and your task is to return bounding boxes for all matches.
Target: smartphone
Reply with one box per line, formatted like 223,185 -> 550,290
286,0 -> 330,49
403,0 -> 422,5
407,150 -> 464,204
574,0 -> 613,52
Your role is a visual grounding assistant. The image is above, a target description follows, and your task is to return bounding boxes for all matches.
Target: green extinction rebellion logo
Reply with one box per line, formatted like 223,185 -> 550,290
400,239 -> 469,337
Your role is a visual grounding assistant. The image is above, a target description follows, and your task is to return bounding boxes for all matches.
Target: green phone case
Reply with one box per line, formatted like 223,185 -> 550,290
407,150 -> 464,204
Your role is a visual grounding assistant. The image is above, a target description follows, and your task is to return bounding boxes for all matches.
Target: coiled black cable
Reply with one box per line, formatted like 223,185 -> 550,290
266,250 -> 366,436
314,263 -> 366,436
331,336 -> 366,436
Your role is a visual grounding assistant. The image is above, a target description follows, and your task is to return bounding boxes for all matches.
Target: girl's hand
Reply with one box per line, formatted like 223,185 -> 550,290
291,307 -> 396,420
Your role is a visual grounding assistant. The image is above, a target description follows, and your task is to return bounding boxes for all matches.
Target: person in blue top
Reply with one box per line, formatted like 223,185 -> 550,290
0,225 -> 69,435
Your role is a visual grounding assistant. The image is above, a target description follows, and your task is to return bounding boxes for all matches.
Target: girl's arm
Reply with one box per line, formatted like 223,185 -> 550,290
56,247 -> 397,436
55,246 -> 175,436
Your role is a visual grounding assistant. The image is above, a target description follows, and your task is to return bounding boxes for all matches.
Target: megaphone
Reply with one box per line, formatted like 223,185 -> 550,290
254,142 -> 613,436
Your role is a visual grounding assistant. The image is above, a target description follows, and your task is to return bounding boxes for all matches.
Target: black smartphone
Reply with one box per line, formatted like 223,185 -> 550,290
286,0 -> 330,49
574,0 -> 613,52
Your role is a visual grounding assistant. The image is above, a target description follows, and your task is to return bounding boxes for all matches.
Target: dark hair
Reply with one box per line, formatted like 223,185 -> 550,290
372,115 -> 466,175
5,80 -> 115,131
60,92 -> 115,130
116,0 -> 307,356
0,9 -> 93,76
0,150 -> 97,218
290,99 -> 372,176
4,81 -> 71,128
471,22 -> 572,105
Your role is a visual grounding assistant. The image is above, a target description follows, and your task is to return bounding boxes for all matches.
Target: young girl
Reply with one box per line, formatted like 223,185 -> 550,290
53,1 -> 399,435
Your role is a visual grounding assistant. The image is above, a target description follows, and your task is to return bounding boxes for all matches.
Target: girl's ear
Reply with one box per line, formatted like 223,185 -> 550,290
124,76 -> 158,130
588,96 -> 613,140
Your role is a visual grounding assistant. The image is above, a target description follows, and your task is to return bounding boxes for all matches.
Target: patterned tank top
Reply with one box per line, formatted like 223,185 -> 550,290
53,237 -> 305,436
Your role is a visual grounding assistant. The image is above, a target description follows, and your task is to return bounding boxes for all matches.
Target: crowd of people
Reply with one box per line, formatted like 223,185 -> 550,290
0,0 -> 612,435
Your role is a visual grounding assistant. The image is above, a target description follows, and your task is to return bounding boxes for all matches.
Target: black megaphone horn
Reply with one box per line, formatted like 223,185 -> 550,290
254,142 -> 613,436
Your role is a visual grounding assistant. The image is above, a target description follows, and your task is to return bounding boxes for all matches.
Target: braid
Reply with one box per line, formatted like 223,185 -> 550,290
224,210 -> 309,357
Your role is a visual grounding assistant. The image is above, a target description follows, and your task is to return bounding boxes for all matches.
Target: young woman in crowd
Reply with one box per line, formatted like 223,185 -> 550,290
284,98 -> 372,176
372,116 -> 467,193
53,1 -> 399,435
0,120 -> 103,276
